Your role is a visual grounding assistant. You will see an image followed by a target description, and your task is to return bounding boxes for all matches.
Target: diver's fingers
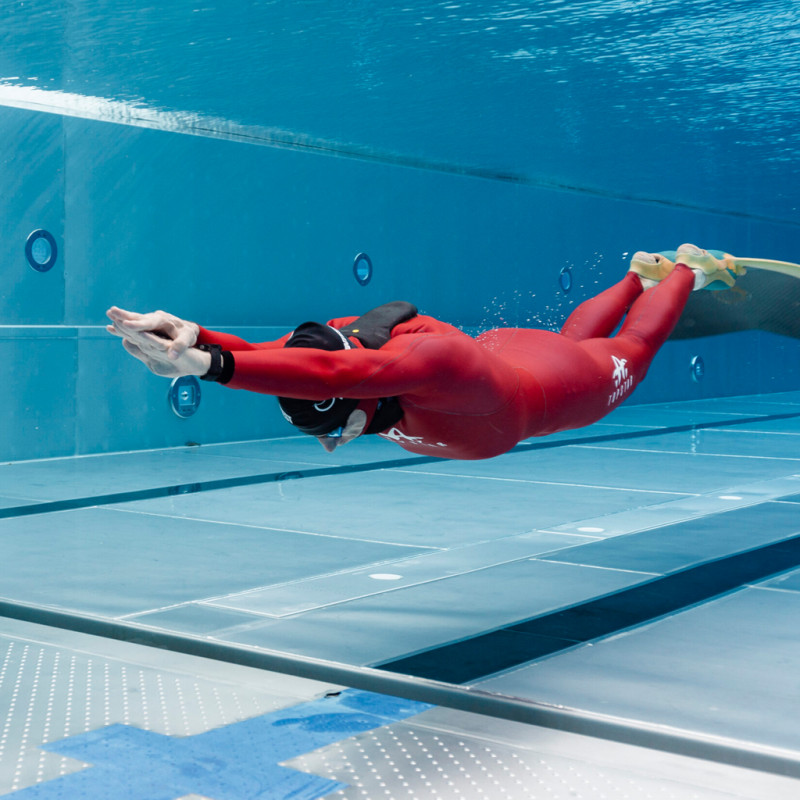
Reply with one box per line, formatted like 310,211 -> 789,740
166,326 -> 198,360
121,337 -> 188,377
340,410 -> 368,444
317,437 -> 339,453
106,306 -> 148,325
109,308 -> 174,336
121,338 -> 147,362
115,328 -> 172,361
135,330 -> 174,356
107,308 -> 200,362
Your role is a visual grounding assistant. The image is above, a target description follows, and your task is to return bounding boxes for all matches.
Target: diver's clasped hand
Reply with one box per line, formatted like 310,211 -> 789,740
106,306 -> 209,378
106,307 -> 199,356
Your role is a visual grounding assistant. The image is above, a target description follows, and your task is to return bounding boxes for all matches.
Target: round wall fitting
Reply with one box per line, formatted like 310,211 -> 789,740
690,355 -> 705,383
353,253 -> 373,286
169,376 -> 202,418
25,229 -> 58,272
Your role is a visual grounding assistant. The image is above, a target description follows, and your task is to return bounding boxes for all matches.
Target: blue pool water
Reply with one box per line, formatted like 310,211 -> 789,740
1,1 -> 800,797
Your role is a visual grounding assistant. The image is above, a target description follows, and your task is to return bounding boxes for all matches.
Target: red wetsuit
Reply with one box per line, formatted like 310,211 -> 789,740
196,265 -> 695,460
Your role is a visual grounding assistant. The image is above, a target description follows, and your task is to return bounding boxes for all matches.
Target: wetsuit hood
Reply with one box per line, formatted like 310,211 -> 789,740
277,322 -> 360,436
278,303 -> 418,438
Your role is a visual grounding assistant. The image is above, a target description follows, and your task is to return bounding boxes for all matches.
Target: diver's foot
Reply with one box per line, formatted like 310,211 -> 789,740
629,251 -> 676,290
676,243 -> 739,290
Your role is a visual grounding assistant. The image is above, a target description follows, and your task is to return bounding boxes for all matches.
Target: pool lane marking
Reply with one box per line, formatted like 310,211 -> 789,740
575,443 -> 800,461
393,469 -> 695,494
378,514 -> 800,684
0,410 -> 799,521
105,505 -> 440,549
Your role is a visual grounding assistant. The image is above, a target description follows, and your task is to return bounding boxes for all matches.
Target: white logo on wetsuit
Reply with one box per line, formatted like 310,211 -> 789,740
379,428 -> 448,448
608,355 -> 634,406
611,356 -> 628,385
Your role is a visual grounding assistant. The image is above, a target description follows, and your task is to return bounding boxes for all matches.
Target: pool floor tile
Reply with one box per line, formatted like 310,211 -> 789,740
0,449 -> 322,502
206,531 -> 597,617
580,427 -> 800,459
221,559 -> 652,665
111,469 -> 674,548
0,507 -> 422,617
539,501 -> 800,574
399,445 -> 797,494
478,587 -> 800,753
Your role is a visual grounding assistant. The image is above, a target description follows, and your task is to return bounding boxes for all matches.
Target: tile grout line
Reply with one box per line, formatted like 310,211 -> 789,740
378,525 -> 800,684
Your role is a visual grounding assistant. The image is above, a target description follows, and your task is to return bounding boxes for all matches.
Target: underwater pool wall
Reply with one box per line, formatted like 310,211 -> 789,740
2,102 -> 799,460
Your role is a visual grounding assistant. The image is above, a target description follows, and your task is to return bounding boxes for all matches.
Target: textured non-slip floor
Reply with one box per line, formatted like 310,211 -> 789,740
2,620 -> 799,800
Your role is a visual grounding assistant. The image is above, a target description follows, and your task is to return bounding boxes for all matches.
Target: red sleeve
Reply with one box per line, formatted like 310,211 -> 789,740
226,328 -> 482,403
195,326 -> 291,351
199,313 -> 509,412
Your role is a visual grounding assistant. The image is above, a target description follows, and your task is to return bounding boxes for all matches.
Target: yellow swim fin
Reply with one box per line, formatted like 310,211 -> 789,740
631,246 -> 800,291
653,246 -> 740,290
726,257 -> 800,279
670,259 -> 800,341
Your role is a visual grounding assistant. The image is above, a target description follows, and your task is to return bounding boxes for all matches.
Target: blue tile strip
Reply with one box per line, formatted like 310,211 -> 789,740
379,512 -> 800,683
777,492 -> 800,504
12,689 -> 431,799
2,410 -> 799,521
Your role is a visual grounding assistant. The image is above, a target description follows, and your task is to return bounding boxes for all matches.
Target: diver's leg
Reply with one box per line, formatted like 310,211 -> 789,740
575,264 -> 695,415
560,271 -> 643,341
614,263 -> 695,353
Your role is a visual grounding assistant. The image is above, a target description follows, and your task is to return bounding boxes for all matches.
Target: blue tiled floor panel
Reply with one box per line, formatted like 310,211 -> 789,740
128,602 -> 267,635
548,480 -> 800,538
217,558 -> 653,664
0,450 -> 326,502
580,428 -> 800,458
759,564 -> 800,591
3,392 -> 800,798
478,586 -> 800,753
110,469 -> 680,547
399,445 -> 799,493
776,491 -> 800,504
0,507 -> 424,616
539,502 -> 800,574
604,399 -> 786,426
196,531 -> 599,619
0,495 -> 45,509
193,435 -> 418,466
658,392 -> 800,412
